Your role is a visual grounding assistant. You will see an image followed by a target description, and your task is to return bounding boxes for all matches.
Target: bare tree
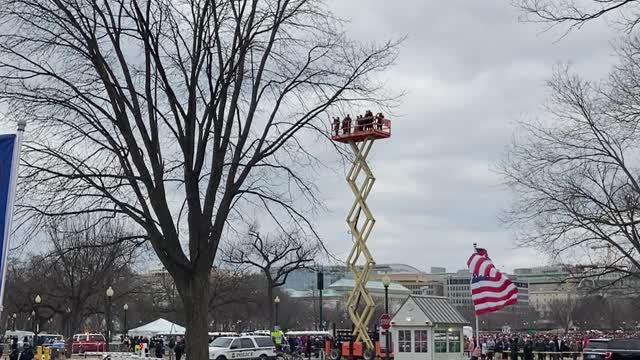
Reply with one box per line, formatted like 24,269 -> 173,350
499,34 -> 640,281
0,0 -> 400,358
223,228 -> 319,326
514,0 -> 640,33
127,265 -> 258,329
3,217 -> 138,337
547,298 -> 577,332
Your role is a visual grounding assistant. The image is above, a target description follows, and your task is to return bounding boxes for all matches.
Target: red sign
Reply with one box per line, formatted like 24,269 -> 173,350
380,313 -> 391,330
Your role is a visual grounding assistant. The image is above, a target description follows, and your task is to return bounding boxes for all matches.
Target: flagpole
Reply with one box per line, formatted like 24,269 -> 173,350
472,242 -> 479,349
0,120 -> 26,314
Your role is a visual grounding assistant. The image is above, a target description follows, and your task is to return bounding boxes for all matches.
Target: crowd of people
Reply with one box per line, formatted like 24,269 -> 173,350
121,335 -> 185,360
7,337 -> 33,360
281,335 -> 326,357
331,111 -> 386,136
465,330 -> 640,360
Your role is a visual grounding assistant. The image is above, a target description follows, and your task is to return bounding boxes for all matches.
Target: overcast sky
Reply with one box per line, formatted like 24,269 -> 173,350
312,0 -> 619,273
0,1 -> 622,274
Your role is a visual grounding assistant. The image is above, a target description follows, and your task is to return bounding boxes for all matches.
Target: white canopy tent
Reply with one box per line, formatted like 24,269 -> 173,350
128,318 -> 186,337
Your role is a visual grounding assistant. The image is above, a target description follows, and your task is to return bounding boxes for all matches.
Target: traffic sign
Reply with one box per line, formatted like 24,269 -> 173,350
380,313 -> 391,330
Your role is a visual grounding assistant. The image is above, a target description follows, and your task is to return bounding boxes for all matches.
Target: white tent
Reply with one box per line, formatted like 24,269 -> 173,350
128,318 -> 186,337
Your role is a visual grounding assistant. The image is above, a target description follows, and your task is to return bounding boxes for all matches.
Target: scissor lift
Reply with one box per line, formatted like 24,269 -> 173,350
327,113 -> 392,360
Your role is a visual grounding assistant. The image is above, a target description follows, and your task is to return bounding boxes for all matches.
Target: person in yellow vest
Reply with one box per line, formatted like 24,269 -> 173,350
271,328 -> 284,352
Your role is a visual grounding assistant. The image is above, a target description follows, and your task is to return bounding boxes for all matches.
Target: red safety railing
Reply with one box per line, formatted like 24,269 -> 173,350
330,116 -> 391,143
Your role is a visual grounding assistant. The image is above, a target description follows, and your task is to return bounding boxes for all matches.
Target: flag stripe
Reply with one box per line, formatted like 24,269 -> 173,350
474,292 -> 518,310
471,276 -> 510,293
472,287 -> 518,305
475,297 -> 518,315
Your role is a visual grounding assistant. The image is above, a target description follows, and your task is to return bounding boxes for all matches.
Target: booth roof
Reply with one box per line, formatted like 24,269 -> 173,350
411,295 -> 469,325
128,318 -> 186,336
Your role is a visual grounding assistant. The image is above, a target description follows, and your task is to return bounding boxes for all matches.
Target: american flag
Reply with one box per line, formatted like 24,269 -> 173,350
467,248 -> 518,315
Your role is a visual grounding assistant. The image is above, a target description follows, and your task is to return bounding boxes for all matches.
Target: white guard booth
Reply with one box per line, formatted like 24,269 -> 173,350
390,295 -> 469,360
128,318 -> 186,337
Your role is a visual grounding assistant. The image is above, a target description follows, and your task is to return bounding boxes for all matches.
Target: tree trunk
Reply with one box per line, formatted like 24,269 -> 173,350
178,271 -> 210,360
267,283 -> 274,328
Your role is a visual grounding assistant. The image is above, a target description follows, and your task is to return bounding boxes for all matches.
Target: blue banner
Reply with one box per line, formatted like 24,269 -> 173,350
0,134 -> 17,300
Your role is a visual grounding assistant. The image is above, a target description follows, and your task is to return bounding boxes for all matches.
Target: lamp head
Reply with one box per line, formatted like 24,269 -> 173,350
382,276 -> 391,287
123,304 -> 129,311
35,295 -> 42,304
274,296 -> 280,304
106,286 -> 114,298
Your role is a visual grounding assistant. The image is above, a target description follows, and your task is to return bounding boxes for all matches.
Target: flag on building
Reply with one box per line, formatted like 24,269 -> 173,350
0,126 -> 25,311
467,248 -> 518,315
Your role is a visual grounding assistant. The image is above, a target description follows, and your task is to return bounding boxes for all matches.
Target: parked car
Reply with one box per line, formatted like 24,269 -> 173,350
71,334 -> 106,353
584,338 -> 640,360
209,336 -> 276,360
4,330 -> 34,349
39,334 -> 64,347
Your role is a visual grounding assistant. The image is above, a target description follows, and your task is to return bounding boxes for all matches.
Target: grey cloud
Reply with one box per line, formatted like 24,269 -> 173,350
313,0 -> 618,273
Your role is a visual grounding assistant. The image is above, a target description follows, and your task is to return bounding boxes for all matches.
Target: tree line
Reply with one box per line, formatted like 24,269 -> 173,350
1,216 -> 325,337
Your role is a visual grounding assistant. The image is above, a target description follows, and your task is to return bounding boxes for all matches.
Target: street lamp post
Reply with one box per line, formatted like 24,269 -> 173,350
12,313 -> 16,331
123,304 -> 128,338
105,286 -> 114,353
273,296 -> 281,328
34,295 -> 42,347
382,275 -> 391,360
65,308 -> 71,339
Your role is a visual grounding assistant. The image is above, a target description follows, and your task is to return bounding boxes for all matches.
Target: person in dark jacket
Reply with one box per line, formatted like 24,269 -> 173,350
9,338 -> 19,360
174,338 -> 184,360
534,337 -> 546,360
510,338 -> 519,360
523,338 -> 534,360
501,339 -> 510,360
19,344 -> 33,360
546,337 -> 558,360
495,339 -> 504,354
155,339 -> 164,359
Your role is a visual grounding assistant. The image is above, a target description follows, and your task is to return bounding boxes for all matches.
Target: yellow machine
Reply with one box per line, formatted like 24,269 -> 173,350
331,113 -> 391,350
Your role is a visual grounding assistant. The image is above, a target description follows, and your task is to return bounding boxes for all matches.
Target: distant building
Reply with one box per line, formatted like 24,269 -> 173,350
528,282 -> 576,314
284,288 -> 344,308
513,266 -> 570,284
444,270 -> 473,312
328,278 -> 411,298
370,272 -> 432,295
419,280 -> 445,297
522,265 -> 637,314
328,278 -> 411,313
370,263 -> 424,274
281,263 -> 425,293
283,276 -> 412,315
280,266 -> 348,291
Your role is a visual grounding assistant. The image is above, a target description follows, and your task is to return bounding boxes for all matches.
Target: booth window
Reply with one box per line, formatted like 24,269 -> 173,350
414,330 -> 428,353
448,332 -> 461,352
398,330 -> 411,353
434,330 -> 447,353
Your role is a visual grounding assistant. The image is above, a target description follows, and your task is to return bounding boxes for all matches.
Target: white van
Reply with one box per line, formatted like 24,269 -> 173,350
4,330 -> 35,349
209,336 -> 276,360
